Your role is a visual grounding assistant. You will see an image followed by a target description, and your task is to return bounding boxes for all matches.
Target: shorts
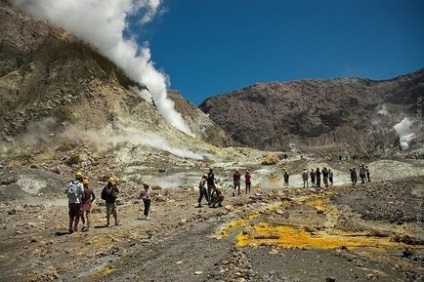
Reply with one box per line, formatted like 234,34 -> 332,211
82,202 -> 92,212
106,203 -> 117,216
234,180 -> 241,187
68,203 -> 81,218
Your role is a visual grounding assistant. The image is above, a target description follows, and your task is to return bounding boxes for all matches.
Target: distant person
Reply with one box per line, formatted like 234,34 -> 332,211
283,170 -> 289,187
365,166 -> 371,182
66,171 -> 84,234
310,169 -> 316,187
339,155 -> 342,161
359,164 -> 367,184
210,187 -> 224,208
233,169 -> 241,196
207,168 -> 216,201
80,178 -> 95,232
197,174 -> 209,208
315,168 -> 321,188
302,168 -> 309,188
244,171 -> 252,194
139,183 -> 151,220
328,169 -> 334,186
101,177 -> 119,226
322,167 -> 329,187
350,167 -> 357,186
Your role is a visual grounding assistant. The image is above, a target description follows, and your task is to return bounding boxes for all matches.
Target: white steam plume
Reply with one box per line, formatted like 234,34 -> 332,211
377,104 -> 390,116
393,117 -> 416,150
14,0 -> 193,136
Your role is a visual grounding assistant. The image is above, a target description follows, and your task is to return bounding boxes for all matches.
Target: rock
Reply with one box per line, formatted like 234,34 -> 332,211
326,277 -> 336,282
194,271 -> 203,275
158,168 -> 166,173
8,209 -> 16,215
50,167 -> 61,174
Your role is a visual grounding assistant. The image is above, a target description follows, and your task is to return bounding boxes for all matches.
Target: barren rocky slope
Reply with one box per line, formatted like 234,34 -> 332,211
199,69 -> 424,155
0,0 -> 231,151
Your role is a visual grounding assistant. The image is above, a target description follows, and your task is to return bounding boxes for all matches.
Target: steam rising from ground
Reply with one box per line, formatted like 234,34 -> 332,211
393,117 -> 416,150
62,126 -> 204,160
14,0 -> 193,136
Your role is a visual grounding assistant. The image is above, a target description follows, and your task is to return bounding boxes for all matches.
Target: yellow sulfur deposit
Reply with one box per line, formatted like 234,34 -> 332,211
237,223 -> 402,249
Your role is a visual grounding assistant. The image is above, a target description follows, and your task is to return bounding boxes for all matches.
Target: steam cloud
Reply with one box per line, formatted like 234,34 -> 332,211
14,0 -> 193,136
393,117 -> 416,150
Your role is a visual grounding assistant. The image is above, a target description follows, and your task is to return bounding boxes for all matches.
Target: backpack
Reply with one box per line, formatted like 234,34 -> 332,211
67,180 -> 80,202
101,185 -> 117,201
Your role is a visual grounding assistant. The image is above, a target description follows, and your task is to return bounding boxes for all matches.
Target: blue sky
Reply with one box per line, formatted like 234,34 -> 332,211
129,0 -> 424,105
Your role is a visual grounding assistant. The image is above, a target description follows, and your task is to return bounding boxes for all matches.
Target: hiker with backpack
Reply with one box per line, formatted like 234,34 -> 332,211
139,183 -> 151,220
80,178 -> 95,231
101,177 -> 120,226
302,168 -> 309,188
65,171 -> 85,234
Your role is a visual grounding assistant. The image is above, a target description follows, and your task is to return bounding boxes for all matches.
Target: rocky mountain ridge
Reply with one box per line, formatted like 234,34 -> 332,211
200,69 -> 424,156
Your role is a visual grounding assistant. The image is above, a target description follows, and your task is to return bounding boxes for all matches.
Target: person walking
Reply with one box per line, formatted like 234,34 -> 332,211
244,171 -> 251,194
350,167 -> 358,187
322,167 -> 329,187
310,169 -> 316,187
365,166 -> 371,182
328,169 -> 334,186
302,168 -> 309,188
233,169 -> 241,196
283,170 -> 289,187
66,171 -> 84,234
101,177 -> 119,226
197,174 -> 209,207
315,168 -> 321,188
359,164 -> 367,184
80,178 -> 95,231
139,183 -> 151,220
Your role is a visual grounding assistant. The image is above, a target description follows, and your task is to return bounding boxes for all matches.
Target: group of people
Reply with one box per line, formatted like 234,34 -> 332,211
301,167 -> 334,188
197,168 -> 225,208
350,164 -> 371,186
65,172 -> 96,234
66,163 -> 373,232
232,169 -> 252,195
65,172 -> 151,234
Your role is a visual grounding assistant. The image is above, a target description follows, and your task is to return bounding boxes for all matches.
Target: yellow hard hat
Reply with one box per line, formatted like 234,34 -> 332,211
108,177 -> 115,184
75,171 -> 83,178
83,178 -> 89,185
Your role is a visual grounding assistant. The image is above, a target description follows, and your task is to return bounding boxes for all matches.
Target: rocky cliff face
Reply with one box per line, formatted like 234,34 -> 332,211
199,69 -> 424,156
0,0 -> 230,155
